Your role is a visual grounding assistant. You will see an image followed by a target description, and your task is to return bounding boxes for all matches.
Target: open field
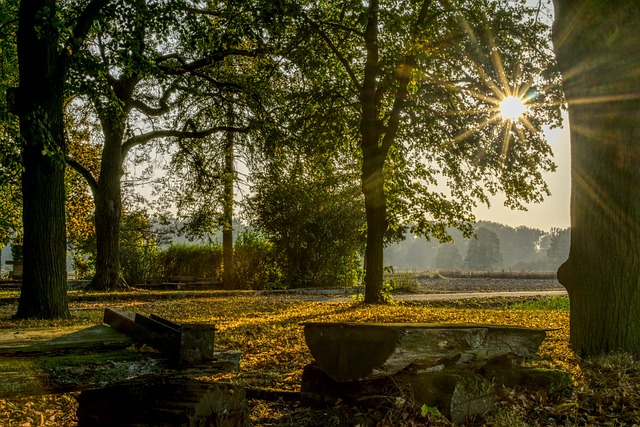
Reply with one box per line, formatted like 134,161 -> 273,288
0,289 -> 638,426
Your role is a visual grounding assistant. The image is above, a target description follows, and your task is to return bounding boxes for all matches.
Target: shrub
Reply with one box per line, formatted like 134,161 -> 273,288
156,244 -> 223,281
233,230 -> 283,290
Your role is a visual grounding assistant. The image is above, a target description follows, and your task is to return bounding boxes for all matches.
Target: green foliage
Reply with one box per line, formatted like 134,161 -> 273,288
119,210 -> 161,286
233,230 -> 283,290
421,404 -> 441,417
464,227 -> 503,271
157,244 -> 223,282
547,227 -> 570,266
246,153 -> 365,289
0,0 -> 21,248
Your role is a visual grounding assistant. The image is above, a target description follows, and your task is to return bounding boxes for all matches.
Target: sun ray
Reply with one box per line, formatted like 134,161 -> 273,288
451,114 -> 503,145
486,28 -> 512,97
501,120 -> 513,157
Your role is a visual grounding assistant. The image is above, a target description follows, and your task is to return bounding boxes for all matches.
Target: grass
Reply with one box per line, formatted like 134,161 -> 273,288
508,295 -> 570,310
0,292 -> 637,426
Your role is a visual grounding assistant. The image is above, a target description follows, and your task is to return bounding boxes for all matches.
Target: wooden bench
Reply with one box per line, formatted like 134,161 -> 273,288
139,276 -> 222,290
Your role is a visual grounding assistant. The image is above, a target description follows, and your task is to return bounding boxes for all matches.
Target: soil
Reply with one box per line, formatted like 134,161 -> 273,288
416,277 -> 564,293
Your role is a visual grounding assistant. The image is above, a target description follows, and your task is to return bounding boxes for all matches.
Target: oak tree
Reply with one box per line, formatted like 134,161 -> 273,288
11,0 -> 108,318
553,0 -> 640,355
289,0 -> 562,301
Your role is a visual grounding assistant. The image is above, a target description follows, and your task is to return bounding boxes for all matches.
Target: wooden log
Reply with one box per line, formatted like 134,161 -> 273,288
303,322 -> 547,382
301,363 -> 494,424
76,380 -> 249,427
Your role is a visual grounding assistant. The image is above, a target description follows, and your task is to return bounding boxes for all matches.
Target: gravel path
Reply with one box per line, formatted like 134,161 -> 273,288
269,277 -> 567,302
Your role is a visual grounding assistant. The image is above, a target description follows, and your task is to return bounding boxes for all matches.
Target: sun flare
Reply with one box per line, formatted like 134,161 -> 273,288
499,96 -> 528,121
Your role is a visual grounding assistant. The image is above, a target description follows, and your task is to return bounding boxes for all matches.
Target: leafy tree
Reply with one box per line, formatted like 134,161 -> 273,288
546,227 -> 569,268
0,0 -> 21,251
11,0 -> 108,319
433,244 -> 463,270
288,0 -> 562,302
119,209 -> 160,286
464,227 -> 502,271
552,0 -> 640,356
66,0 -> 256,290
246,153 -> 365,288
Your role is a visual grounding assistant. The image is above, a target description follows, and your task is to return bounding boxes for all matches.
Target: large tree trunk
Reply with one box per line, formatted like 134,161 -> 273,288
552,1 -> 640,355
360,0 -> 386,304
361,157 -> 386,303
89,126 -> 126,291
14,0 -> 70,319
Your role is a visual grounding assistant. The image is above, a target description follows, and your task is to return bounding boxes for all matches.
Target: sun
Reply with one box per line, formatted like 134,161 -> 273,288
499,96 -> 528,121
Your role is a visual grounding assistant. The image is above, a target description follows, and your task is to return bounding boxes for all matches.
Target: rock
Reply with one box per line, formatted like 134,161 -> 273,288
482,361 -> 573,395
301,363 -> 494,424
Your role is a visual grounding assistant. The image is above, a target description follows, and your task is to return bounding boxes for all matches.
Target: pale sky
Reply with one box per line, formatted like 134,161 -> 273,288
474,120 -> 571,231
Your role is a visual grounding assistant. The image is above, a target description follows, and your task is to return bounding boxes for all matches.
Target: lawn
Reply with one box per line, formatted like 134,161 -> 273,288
0,293 -> 638,426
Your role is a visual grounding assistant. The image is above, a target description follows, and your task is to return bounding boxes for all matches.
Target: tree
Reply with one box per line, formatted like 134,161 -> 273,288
246,152 -> 365,288
10,0 -> 108,319
433,244 -> 463,270
0,0 -> 21,251
546,227 -> 569,268
291,0 -> 562,301
464,227 -> 502,271
67,0 -> 254,290
552,1 -> 640,355
433,244 -> 462,270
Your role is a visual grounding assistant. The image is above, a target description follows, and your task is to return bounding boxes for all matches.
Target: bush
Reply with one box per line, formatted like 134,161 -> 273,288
157,244 -> 223,281
233,230 -> 282,290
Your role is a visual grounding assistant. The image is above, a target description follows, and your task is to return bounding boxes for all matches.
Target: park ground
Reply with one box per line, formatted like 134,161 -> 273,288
0,276 -> 638,426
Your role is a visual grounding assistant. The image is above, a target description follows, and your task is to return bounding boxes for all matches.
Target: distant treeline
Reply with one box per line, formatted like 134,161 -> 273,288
385,221 -> 570,272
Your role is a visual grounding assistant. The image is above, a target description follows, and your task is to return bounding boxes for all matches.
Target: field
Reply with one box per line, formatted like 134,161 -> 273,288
0,280 -> 638,426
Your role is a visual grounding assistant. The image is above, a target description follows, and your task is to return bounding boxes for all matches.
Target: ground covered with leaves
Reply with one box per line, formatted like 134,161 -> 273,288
0,293 -> 638,426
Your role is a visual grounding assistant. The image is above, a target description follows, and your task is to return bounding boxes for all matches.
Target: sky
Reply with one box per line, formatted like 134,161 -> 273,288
473,119 -> 571,231
473,1 -> 570,232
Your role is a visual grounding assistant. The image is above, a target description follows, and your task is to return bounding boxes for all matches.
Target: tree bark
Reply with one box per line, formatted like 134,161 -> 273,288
14,0 -> 70,319
360,0 -> 386,303
552,1 -> 640,355
89,119 -> 127,291
223,101 -> 235,290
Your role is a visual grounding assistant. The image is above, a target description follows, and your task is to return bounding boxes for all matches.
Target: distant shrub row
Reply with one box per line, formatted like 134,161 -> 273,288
423,270 -> 558,280
120,231 -> 281,290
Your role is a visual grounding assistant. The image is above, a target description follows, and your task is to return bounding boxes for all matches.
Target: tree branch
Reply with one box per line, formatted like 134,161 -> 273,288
128,83 -> 178,116
121,126 -> 251,157
156,49 -> 264,75
65,0 -> 110,52
381,0 -> 433,155
66,158 -> 99,197
305,16 -> 361,90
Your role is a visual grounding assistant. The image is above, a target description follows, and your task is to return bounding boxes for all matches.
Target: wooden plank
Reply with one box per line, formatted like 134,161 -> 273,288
135,313 -> 180,336
150,313 -> 182,330
103,308 -> 176,354
303,322 -> 547,382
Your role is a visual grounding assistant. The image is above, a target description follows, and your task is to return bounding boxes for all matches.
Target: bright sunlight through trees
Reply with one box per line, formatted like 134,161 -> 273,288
500,96 -> 528,121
